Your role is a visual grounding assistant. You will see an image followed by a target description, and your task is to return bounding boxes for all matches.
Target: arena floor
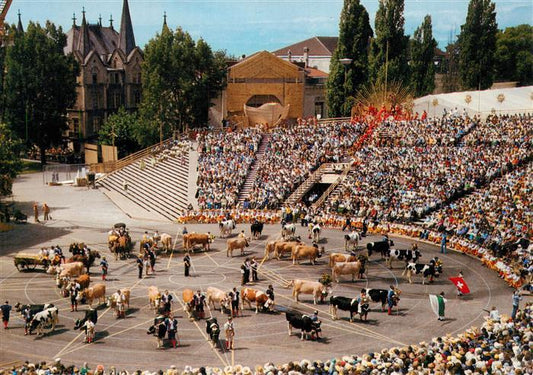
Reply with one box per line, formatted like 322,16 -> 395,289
0,174 -> 514,371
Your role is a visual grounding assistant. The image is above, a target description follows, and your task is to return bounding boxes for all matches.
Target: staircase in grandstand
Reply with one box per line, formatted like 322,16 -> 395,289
237,133 -> 271,204
283,163 -> 337,206
311,163 -> 351,210
97,144 -> 192,221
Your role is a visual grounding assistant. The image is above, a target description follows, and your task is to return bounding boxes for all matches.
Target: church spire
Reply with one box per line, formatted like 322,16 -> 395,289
16,10 -> 24,33
162,11 -> 170,33
117,0 -> 136,56
77,7 -> 91,58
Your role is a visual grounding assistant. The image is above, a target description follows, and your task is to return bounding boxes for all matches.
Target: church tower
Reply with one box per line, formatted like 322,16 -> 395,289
117,0 -> 135,56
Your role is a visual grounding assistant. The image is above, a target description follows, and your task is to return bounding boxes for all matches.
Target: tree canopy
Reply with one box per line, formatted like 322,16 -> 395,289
139,26 -> 226,146
409,15 -> 437,97
326,0 -> 373,117
457,0 -> 498,90
369,0 -> 410,86
98,107 -> 142,159
3,21 -> 78,165
494,24 -> 533,86
0,123 -> 22,197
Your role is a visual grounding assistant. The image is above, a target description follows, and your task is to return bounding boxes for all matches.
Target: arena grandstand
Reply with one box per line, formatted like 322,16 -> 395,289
2,87 -> 532,375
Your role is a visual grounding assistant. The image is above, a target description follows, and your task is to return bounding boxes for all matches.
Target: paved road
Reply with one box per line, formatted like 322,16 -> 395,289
0,173 -> 513,371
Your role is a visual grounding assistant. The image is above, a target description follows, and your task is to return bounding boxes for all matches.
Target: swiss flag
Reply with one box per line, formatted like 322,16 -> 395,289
449,277 -> 470,294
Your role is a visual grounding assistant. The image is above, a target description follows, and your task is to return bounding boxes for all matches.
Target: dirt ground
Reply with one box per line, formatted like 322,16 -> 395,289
0,174 -> 514,371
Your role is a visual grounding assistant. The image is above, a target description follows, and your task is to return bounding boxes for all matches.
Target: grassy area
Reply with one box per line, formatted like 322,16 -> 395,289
20,160 -> 43,174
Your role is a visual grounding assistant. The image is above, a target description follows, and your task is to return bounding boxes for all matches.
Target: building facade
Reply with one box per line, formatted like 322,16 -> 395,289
64,0 -> 142,146
211,51 -> 328,127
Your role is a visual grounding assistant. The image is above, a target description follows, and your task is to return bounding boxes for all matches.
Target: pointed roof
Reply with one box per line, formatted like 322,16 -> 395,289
162,11 -> 170,33
117,0 -> 136,55
272,36 -> 338,57
16,10 -> 24,33
77,9 -> 91,58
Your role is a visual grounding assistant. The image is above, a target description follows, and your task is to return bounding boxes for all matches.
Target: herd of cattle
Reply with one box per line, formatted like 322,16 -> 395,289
13,221 -> 445,347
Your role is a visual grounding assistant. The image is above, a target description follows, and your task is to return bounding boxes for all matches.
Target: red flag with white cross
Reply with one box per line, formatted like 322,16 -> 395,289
449,277 -> 470,294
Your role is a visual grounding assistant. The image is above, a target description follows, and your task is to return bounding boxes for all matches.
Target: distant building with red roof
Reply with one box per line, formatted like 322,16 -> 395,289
272,36 -> 338,73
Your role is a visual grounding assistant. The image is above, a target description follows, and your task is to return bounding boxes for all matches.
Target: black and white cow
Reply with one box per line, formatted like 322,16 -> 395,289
282,223 -> 297,240
403,263 -> 442,284
74,308 -> 98,330
367,239 -> 394,258
14,303 -> 54,319
385,249 -> 422,268
364,288 -> 402,311
250,221 -> 264,240
28,307 -> 59,335
285,310 -> 321,340
329,296 -> 368,322
310,224 -> 321,243
344,231 -> 361,251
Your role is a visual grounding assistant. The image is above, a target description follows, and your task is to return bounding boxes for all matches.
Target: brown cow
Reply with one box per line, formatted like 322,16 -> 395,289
226,237 -> 249,257
206,287 -> 230,312
77,283 -> 106,307
56,273 -> 90,292
148,286 -> 161,312
73,274 -> 91,290
182,289 -> 194,319
332,261 -> 365,283
328,253 -> 357,268
274,241 -> 302,260
160,233 -> 173,253
47,261 -> 84,276
263,240 -> 281,260
183,233 -> 211,252
240,287 -> 271,314
290,279 -> 329,305
292,244 -> 324,265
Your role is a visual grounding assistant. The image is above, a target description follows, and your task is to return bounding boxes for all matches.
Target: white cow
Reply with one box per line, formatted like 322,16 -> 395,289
344,231 -> 361,251
206,287 -> 230,311
219,220 -> 235,238
281,223 -> 296,240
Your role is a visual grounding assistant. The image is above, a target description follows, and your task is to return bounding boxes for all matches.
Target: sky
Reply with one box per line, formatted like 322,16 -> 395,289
5,0 -> 533,56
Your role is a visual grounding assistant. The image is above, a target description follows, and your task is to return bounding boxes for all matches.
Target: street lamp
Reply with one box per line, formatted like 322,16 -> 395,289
339,58 -> 352,116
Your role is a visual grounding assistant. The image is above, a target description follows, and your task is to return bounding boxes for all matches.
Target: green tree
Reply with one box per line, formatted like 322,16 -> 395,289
139,27 -> 226,146
369,0 -> 410,87
4,21 -> 78,165
442,42 -> 461,93
409,15 -> 437,97
98,107 -> 142,159
326,0 -> 373,117
494,25 -> 533,85
457,0 -> 498,90
0,123 -> 23,197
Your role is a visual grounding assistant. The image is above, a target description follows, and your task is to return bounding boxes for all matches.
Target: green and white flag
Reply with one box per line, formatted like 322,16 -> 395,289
429,294 -> 446,317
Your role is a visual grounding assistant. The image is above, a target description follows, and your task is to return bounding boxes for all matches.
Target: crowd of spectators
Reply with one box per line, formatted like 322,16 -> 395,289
5,303 -> 531,374
195,128 -> 262,210
322,114 -> 532,223
243,121 -> 366,210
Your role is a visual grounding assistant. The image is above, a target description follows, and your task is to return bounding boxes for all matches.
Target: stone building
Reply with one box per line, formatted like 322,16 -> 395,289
64,0 -> 142,146
211,51 -> 328,128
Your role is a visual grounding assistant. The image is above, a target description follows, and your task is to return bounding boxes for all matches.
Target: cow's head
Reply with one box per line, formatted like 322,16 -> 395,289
47,265 -> 58,275
415,250 -> 422,259
245,238 -> 250,247
76,290 -> 85,302
435,264 -> 443,276
406,263 -> 416,272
